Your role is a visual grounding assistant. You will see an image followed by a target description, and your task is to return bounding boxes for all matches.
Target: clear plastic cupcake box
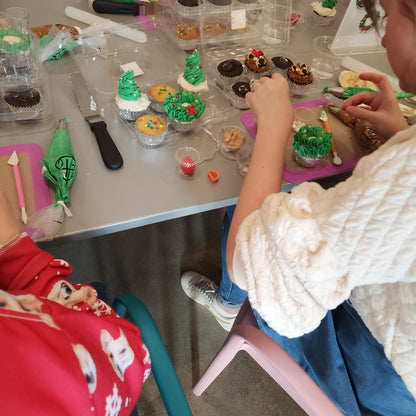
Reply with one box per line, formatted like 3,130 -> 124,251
205,46 -> 320,109
159,0 -> 267,50
0,9 -> 53,129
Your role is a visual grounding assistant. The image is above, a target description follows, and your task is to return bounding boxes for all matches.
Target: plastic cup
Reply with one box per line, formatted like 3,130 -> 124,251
262,4 -> 291,47
4,7 -> 29,32
311,36 -> 351,80
175,147 -> 200,176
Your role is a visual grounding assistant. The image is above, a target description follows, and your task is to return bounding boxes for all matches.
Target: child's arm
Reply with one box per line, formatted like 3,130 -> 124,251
0,189 -> 20,246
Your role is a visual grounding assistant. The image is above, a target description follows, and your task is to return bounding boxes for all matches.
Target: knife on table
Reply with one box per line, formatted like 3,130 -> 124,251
70,72 -> 123,170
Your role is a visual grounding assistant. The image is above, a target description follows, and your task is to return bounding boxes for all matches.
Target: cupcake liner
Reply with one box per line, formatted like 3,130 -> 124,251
312,13 -> 334,27
118,107 -> 146,122
136,128 -> 168,148
170,117 -> 200,132
287,78 -> 313,97
149,98 -> 165,113
294,151 -> 323,168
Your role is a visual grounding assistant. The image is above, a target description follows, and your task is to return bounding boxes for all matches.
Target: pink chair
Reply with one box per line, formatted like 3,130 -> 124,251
193,299 -> 344,416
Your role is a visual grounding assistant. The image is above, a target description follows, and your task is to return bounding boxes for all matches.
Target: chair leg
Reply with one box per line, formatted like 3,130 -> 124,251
193,333 -> 246,396
113,295 -> 193,416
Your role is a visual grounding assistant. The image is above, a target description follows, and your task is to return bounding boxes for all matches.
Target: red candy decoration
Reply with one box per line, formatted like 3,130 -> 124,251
181,156 -> 195,175
252,49 -> 263,58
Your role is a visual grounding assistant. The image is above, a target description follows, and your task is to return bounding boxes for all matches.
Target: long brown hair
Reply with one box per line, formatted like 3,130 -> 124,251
363,0 -> 380,27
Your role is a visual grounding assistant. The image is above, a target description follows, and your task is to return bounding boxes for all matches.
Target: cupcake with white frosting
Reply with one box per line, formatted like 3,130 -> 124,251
177,49 -> 208,93
115,70 -> 150,121
311,0 -> 337,26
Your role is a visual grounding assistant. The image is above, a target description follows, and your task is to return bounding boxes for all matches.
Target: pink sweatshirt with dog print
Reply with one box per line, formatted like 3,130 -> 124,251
0,234 -> 151,416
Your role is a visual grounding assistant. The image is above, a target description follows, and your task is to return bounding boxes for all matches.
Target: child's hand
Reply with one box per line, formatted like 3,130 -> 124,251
0,189 -> 20,245
343,73 -> 409,139
245,74 -> 293,138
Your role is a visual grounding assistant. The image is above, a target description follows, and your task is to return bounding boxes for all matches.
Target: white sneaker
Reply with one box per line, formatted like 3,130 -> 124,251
181,271 -> 238,332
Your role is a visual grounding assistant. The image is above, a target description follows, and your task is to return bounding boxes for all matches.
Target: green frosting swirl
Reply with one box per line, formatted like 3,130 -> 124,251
118,70 -> 142,101
322,0 -> 337,9
183,50 -> 206,86
293,124 -> 332,159
0,27 -> 30,52
163,90 -> 206,122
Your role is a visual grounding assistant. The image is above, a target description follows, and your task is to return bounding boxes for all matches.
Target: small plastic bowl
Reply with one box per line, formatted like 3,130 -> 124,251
294,107 -> 315,125
218,126 -> 247,160
175,146 -> 200,175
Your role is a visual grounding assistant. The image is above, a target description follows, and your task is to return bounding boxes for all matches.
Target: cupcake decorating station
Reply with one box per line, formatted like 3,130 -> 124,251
0,0 -> 411,241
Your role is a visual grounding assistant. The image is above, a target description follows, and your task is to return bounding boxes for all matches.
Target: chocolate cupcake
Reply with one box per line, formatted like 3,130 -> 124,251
4,88 -> 41,108
287,63 -> 313,85
245,49 -> 270,74
232,81 -> 250,98
272,56 -> 294,72
217,59 -> 244,78
287,63 -> 314,96
207,0 -> 232,5
178,0 -> 199,6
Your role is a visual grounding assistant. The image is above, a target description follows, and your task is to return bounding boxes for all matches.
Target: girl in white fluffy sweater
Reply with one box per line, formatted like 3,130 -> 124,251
182,1 -> 416,414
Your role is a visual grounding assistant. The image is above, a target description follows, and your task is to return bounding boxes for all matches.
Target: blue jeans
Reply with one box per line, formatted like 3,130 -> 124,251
217,205 -> 416,416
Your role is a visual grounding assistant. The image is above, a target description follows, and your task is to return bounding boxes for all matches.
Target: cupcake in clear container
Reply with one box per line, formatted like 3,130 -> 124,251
148,83 -> 177,113
311,0 -> 337,27
115,70 -> 150,121
293,124 -> 332,168
230,81 -> 251,109
177,49 -> 209,94
163,90 -> 206,132
271,53 -> 296,76
134,114 -> 168,148
287,63 -> 314,96
0,25 -> 31,74
217,59 -> 244,85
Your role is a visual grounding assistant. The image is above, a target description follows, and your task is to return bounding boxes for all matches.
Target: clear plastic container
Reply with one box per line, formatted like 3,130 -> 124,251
0,9 -> 53,129
175,146 -> 200,175
159,0 -> 266,50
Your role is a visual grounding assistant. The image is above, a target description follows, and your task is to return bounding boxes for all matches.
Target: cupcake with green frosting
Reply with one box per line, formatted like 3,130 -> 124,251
0,26 -> 31,75
293,124 -> 332,168
311,0 -> 337,26
177,49 -> 208,93
0,27 -> 30,53
163,90 -> 206,132
115,70 -> 150,121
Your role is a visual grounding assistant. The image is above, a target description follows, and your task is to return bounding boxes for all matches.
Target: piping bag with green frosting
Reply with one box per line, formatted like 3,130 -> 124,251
26,118 -> 76,240
324,86 -> 414,100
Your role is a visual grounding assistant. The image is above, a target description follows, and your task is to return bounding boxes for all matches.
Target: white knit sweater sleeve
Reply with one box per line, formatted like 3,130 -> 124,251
233,125 -> 416,338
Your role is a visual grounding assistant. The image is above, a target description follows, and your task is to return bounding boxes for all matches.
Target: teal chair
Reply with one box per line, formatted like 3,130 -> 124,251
113,294 -> 193,416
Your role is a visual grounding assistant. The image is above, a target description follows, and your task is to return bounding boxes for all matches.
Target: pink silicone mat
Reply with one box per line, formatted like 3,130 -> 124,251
240,98 -> 361,184
0,143 -> 51,214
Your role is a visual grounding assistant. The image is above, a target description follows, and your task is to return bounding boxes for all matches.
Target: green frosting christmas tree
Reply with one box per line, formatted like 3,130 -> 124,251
118,70 -> 142,101
322,0 -> 337,8
183,49 -> 206,86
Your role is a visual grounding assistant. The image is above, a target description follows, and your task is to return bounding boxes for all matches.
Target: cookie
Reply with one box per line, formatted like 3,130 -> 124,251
31,24 -> 79,39
217,59 -> 244,78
